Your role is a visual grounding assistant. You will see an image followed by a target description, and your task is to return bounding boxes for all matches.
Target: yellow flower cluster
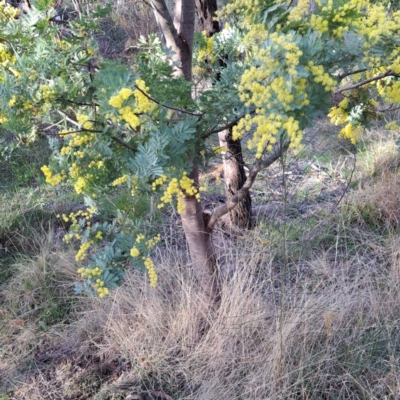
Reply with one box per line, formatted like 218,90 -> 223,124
74,176 -> 86,194
339,123 -> 363,144
60,207 -> 97,243
96,285 -> 109,298
234,31 -> 311,155
88,160 -> 104,169
8,95 -> 16,107
379,81 -> 400,104
108,80 -> 155,129
109,87 -> 133,108
0,0 -> 20,21
0,43 -> 15,69
112,175 -> 128,186
67,132 -> 94,147
309,1 -> 355,37
131,179 -> 139,197
390,57 -> 400,75
94,279 -> 110,298
130,234 -> 160,258
76,113 -> 93,130
75,239 -> 94,261
212,146 -> 226,154
198,32 -> 215,63
38,85 -> 54,101
385,121 -> 399,131
306,61 -> 336,92
41,165 -> 66,185
152,174 -> 168,190
356,5 -> 400,45
73,150 -> 84,158
136,233 -> 145,243
130,246 -> 140,257
0,111 -> 7,124
288,0 -> 310,22
146,234 -> 161,249
77,265 -> 102,279
119,106 -> 141,129
69,162 -> 80,179
328,98 -> 350,125
143,257 -> 157,288
134,79 -> 155,113
158,172 -> 204,214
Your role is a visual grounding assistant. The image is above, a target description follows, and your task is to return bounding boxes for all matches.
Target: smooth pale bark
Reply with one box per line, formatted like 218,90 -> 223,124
151,0 -> 193,80
151,0 -> 219,303
181,165 -> 220,303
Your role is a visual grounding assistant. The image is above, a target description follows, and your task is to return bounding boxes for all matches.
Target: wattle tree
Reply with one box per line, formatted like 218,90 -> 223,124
0,0 -> 399,305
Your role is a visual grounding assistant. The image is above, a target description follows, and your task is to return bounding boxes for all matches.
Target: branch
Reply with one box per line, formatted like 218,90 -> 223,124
206,141 -> 290,232
204,108 -> 256,137
334,70 -> 396,94
111,136 -> 137,152
338,68 -> 367,81
134,84 -> 203,117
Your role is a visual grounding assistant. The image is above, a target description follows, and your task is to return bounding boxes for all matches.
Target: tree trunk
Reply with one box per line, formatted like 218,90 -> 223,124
181,165 -> 220,303
151,0 -> 220,304
195,0 -> 220,36
196,0 -> 253,229
218,129 -> 252,229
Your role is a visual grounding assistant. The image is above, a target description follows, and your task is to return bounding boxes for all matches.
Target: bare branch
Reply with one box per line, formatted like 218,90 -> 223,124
206,141 -> 290,232
334,70 -> 396,94
111,136 -> 137,152
338,68 -> 367,81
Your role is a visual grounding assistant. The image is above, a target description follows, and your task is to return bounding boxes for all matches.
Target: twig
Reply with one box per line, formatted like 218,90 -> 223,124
338,68 -> 367,81
334,70 -> 396,94
57,110 -> 80,127
111,136 -> 137,152
134,84 -> 204,117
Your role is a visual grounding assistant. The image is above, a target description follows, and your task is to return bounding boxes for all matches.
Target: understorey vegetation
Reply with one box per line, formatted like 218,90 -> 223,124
1,0 -> 400,398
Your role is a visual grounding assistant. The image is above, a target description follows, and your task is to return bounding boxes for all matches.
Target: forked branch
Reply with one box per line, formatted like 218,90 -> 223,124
206,141 -> 290,232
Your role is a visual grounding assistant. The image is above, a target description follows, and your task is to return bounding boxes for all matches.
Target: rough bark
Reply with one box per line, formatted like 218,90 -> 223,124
195,0 -> 220,36
196,0 -> 252,230
207,141 -> 290,232
218,129 -> 252,229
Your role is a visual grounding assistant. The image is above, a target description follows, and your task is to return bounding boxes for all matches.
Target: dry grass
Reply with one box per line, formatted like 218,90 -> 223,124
342,127 -> 400,231
2,124 -> 400,399
2,221 -> 400,399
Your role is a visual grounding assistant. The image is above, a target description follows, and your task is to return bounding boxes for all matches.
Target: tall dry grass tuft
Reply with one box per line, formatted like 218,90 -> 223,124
0,228 -> 90,395
5,220 -> 400,399
343,127 -> 400,230
58,230 -> 400,399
